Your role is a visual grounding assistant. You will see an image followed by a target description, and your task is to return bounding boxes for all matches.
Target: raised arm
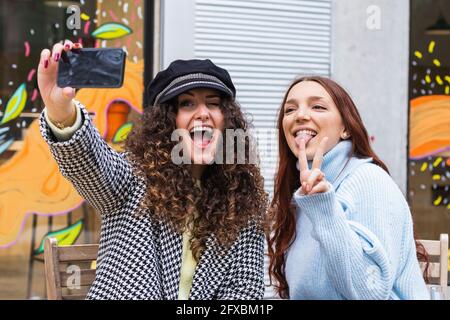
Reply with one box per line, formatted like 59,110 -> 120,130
37,41 -> 141,216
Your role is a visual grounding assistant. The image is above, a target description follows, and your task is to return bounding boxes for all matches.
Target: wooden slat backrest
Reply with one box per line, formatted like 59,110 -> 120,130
426,262 -> 443,279
418,234 -> 448,299
57,244 -> 98,262
419,240 -> 441,256
62,293 -> 90,300
44,237 -> 62,300
44,237 -> 98,300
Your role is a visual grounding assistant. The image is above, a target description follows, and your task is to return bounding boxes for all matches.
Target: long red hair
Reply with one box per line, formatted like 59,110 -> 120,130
266,76 -> 428,299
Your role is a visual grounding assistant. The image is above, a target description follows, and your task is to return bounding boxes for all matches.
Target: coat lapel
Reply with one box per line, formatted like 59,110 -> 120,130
189,235 -> 230,300
158,221 -> 182,300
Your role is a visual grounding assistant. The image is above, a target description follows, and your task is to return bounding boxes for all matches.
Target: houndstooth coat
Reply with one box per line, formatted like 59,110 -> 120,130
39,102 -> 265,300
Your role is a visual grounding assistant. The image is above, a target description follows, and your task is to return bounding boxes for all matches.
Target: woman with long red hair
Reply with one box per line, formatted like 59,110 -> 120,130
267,76 -> 429,299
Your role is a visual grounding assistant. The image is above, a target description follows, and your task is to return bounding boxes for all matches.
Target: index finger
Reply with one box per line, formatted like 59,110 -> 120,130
311,137 -> 328,169
297,138 -> 309,172
63,39 -> 74,51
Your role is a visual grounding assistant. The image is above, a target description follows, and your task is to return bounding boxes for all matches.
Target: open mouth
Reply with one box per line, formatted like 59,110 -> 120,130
294,129 -> 317,146
189,126 -> 214,148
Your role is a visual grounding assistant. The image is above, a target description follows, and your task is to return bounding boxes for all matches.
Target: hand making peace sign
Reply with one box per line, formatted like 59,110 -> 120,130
298,136 -> 330,195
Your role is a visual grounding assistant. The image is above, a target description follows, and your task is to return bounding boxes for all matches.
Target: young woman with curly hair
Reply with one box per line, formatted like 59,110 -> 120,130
37,40 -> 268,300
267,76 -> 429,300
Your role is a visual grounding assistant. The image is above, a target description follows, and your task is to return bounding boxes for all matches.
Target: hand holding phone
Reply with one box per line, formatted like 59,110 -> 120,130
38,40 -> 78,127
38,41 -> 126,128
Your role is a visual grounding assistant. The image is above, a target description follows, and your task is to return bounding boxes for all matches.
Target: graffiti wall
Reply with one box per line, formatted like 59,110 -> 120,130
408,1 -> 450,245
0,0 -> 146,298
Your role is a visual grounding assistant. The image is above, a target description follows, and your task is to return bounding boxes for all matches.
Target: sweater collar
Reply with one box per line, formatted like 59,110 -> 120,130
319,140 -> 354,185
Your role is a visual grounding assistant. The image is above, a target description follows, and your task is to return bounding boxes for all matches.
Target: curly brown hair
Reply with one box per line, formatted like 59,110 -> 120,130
125,97 -> 268,261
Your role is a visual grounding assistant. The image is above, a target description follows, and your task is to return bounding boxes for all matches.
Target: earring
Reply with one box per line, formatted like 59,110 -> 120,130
341,132 -> 349,139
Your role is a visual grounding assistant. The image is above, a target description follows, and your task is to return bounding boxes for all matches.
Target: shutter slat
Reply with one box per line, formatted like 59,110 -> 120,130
197,2 -> 331,19
196,9 -> 331,26
196,16 -> 330,33
196,46 -> 330,59
195,38 -> 330,53
244,0 -> 330,8
195,23 -> 331,40
197,0 -> 331,13
197,51 -> 330,65
196,33 -> 330,48
196,58 -> 329,70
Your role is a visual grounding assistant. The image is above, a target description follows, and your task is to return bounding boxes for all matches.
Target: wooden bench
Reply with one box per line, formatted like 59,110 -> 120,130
419,234 -> 449,300
44,237 -> 98,300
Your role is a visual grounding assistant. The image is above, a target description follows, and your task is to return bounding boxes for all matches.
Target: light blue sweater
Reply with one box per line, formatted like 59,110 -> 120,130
285,141 -> 429,300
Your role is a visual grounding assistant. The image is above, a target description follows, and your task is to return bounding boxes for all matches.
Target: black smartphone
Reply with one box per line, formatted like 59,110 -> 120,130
57,48 -> 126,88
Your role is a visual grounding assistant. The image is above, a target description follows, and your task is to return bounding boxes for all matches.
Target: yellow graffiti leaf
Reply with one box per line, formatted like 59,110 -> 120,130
445,76 -> 450,84
425,75 -> 431,83
433,59 -> 441,67
420,162 -> 428,172
432,174 -> 441,180
433,196 -> 442,206
414,51 -> 423,59
446,86 -> 450,95
436,76 -> 444,85
428,41 -> 435,53
34,219 -> 83,255
1,83 -> 27,125
433,157 -> 443,167
81,13 -> 90,21
91,23 -> 132,40
112,122 -> 133,143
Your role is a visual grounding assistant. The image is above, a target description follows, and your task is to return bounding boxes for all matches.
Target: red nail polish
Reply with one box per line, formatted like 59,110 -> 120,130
65,44 -> 70,49
54,53 -> 60,62
73,43 -> 81,49
44,60 -> 49,68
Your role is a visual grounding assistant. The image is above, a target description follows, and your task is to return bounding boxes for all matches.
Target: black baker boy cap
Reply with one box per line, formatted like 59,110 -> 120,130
147,59 -> 236,106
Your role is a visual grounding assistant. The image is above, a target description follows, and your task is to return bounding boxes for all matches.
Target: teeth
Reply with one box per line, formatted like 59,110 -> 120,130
295,130 -> 317,136
190,126 -> 213,134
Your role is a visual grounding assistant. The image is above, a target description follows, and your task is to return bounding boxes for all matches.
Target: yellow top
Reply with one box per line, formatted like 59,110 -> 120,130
178,179 -> 201,300
178,224 -> 198,300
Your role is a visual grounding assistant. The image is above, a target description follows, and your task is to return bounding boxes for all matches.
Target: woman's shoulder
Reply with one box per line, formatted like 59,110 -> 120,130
345,160 -> 393,186
339,161 -> 408,208
335,161 -> 413,227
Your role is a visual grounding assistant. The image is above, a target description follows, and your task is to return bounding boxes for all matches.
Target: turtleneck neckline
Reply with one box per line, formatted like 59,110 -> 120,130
296,140 -> 353,187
